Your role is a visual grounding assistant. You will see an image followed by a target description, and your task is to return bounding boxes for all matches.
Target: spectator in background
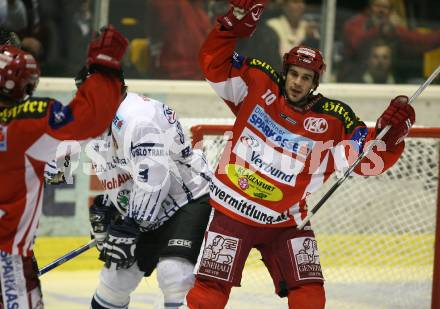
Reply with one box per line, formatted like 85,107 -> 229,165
340,0 -> 440,83
64,0 -> 92,75
236,0 -> 320,71
1,0 -> 44,60
0,0 -> 7,24
266,0 -> 320,58
234,1 -> 282,70
145,0 -> 212,80
350,39 -> 397,84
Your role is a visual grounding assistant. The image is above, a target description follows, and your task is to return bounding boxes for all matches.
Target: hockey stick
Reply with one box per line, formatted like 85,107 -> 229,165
37,239 -> 96,276
297,65 -> 440,230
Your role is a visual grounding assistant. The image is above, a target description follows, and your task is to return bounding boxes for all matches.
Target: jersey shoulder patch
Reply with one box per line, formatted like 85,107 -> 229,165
231,51 -> 245,69
48,99 -> 73,129
246,57 -> 282,85
0,97 -> 50,124
312,97 -> 364,134
162,103 -> 177,124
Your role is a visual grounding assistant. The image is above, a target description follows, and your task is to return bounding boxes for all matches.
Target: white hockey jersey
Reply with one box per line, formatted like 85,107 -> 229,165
89,93 -> 210,231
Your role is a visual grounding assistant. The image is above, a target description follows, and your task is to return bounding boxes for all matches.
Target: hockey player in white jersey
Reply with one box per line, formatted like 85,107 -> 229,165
87,92 -> 211,309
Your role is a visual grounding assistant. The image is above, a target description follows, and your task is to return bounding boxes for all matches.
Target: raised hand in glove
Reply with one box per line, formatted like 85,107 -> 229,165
217,0 -> 265,38
89,195 -> 119,251
99,218 -> 140,270
76,25 -> 128,88
87,25 -> 128,71
375,95 -> 416,151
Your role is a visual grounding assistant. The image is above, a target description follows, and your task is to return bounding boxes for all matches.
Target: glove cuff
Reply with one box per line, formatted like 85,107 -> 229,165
87,55 -> 122,71
89,64 -> 124,80
122,217 -> 140,235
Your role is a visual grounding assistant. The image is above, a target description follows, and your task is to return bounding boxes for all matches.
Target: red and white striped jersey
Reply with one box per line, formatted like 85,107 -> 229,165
0,73 -> 123,256
200,26 -> 404,228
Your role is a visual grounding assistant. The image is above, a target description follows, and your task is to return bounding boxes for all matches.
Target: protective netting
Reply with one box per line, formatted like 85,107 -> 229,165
194,126 -> 439,309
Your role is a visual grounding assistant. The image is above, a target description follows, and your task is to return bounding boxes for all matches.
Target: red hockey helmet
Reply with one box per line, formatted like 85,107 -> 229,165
283,45 -> 326,83
0,45 -> 40,103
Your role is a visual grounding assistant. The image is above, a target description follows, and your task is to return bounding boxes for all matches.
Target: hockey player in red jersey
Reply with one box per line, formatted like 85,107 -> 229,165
185,1 -> 416,308
0,26 -> 128,308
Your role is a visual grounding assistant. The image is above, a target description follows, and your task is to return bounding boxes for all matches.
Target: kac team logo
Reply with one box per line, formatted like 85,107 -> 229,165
303,117 -> 328,133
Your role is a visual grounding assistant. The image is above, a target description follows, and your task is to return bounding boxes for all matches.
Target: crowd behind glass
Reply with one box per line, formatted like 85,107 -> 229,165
1,0 -> 439,84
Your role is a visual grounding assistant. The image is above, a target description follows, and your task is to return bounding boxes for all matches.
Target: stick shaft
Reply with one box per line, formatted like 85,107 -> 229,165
297,65 -> 440,230
37,239 -> 96,276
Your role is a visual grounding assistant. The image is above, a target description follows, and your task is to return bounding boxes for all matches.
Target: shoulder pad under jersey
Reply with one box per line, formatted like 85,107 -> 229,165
0,97 -> 51,124
312,97 -> 364,134
246,57 -> 283,86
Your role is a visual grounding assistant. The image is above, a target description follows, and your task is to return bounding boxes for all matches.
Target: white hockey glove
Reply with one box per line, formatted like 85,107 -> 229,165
99,218 -> 140,270
44,160 -> 66,185
89,195 -> 119,251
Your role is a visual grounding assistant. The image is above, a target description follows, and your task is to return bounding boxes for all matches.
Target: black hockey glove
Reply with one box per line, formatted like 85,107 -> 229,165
99,218 -> 140,270
89,195 -> 119,251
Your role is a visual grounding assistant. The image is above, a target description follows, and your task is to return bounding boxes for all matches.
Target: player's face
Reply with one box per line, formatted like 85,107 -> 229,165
284,65 -> 315,104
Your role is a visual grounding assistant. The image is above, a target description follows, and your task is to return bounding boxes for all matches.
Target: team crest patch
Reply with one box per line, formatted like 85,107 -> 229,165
198,232 -> 240,282
112,114 -> 125,131
232,51 -> 245,69
0,126 -> 7,151
163,104 -> 177,124
49,101 -> 73,129
303,117 -> 328,133
289,237 -> 323,280
116,189 -> 130,212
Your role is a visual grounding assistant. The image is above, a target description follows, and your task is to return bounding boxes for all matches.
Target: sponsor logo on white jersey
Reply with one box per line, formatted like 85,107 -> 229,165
233,128 -> 303,185
101,173 -> 132,190
163,104 -> 177,124
248,105 -> 314,158
130,142 -> 166,157
303,117 -> 328,133
112,114 -> 125,131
